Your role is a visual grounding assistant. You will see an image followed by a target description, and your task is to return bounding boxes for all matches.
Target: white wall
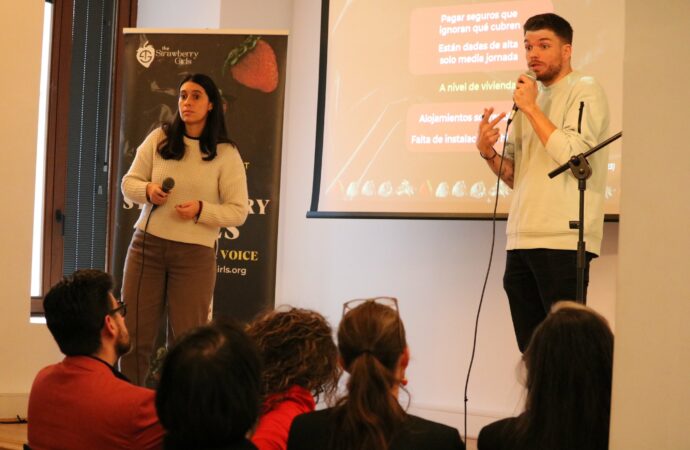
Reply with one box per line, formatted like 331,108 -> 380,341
220,0 -> 292,30
0,2 -> 62,416
138,0 -> 222,28
138,0 -> 293,30
609,1 -> 690,449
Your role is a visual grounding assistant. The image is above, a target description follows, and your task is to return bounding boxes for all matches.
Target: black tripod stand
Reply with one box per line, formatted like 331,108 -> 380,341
548,131 -> 622,302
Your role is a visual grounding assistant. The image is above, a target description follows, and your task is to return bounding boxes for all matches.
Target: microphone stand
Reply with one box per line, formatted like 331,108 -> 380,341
548,131 -> 622,302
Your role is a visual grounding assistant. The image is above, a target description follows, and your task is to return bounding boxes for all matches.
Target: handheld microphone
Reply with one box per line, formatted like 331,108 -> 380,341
151,177 -> 175,212
161,177 -> 175,193
507,70 -> 537,123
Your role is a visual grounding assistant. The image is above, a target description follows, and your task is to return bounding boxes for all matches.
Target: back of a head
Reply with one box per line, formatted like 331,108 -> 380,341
523,12 -> 573,44
333,300 -> 408,450
521,301 -> 614,450
43,269 -> 113,356
156,320 -> 261,450
247,307 -> 339,406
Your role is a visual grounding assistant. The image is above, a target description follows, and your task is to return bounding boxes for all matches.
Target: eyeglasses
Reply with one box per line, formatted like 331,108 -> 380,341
342,296 -> 399,316
342,297 -> 404,349
108,299 -> 127,318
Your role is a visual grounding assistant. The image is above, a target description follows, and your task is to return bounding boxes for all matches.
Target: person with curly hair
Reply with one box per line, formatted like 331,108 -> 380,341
247,307 -> 340,450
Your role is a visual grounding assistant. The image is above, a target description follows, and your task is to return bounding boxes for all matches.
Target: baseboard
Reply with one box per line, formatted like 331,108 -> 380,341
0,394 -> 28,419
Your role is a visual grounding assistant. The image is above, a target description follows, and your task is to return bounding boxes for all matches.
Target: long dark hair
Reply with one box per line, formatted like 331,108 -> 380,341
331,301 -> 408,450
156,320 -> 262,450
516,301 -> 614,450
158,73 -> 233,161
247,307 -> 340,410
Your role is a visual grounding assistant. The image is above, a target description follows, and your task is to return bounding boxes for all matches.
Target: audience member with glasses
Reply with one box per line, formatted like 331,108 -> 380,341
247,307 -> 340,450
287,297 -> 465,450
478,301 -> 614,450
27,269 -> 164,450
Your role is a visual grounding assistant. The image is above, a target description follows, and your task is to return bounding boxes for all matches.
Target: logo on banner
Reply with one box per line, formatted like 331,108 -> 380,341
136,42 -> 200,68
136,41 -> 155,68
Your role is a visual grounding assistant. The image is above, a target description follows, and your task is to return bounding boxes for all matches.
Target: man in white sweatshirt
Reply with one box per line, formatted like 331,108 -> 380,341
476,13 -> 609,352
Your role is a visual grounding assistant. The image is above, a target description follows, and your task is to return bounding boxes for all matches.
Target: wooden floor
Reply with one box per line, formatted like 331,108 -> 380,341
0,423 -> 25,450
0,423 -> 477,450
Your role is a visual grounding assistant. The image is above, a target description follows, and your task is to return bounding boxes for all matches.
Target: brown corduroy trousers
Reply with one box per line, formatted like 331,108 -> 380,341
119,229 -> 216,385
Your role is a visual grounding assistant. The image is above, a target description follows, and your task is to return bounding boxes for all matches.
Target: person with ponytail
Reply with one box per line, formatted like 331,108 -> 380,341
286,298 -> 465,450
120,73 -> 249,386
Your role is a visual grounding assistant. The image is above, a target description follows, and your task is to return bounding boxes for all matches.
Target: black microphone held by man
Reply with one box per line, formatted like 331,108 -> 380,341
507,70 -> 536,124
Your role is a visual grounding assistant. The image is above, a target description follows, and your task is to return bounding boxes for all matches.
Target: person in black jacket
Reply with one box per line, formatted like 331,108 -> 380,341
478,301 -> 614,450
287,297 -> 465,450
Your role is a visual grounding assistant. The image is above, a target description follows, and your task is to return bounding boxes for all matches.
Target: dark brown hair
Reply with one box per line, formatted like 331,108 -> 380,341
247,307 -> 340,410
156,320 -> 261,450
44,269 -> 113,356
524,13 -> 573,44
331,301 -> 407,450
158,73 -> 234,161
516,301 -> 613,450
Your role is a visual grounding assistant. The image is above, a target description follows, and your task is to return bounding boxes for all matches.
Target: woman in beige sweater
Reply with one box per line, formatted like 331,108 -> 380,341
120,73 -> 248,385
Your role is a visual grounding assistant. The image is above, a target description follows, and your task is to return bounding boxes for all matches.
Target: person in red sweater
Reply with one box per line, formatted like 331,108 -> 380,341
28,269 -> 164,450
247,307 -> 340,450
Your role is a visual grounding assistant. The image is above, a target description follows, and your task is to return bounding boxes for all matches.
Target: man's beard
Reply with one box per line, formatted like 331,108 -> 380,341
537,62 -> 563,84
115,333 -> 132,357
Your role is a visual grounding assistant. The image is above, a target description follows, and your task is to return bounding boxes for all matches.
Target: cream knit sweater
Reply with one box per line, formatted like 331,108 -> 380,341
122,128 -> 249,248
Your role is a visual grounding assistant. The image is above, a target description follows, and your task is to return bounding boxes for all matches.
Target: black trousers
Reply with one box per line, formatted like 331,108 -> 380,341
503,249 -> 594,352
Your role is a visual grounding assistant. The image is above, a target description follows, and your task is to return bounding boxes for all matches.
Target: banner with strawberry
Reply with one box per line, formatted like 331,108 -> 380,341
112,31 -> 288,324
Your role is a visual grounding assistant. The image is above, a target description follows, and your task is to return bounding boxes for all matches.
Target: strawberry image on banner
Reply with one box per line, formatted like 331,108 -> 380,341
224,35 -> 280,93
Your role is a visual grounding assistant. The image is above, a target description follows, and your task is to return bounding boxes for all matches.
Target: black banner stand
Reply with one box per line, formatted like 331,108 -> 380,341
548,131 -> 623,302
